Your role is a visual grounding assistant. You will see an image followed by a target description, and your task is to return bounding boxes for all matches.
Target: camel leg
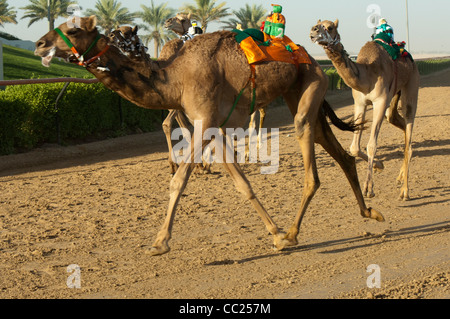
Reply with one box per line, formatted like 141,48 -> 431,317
148,161 -> 195,255
349,91 -> 384,170
282,80 -> 325,243
396,88 -> 418,201
220,135 -> 293,250
148,124 -> 209,256
162,110 -> 179,175
246,112 -> 257,161
257,107 -> 267,148
364,96 -> 389,198
385,92 -> 405,130
315,110 -> 384,222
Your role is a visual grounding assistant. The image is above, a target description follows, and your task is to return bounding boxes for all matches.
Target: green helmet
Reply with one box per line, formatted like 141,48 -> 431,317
272,5 -> 282,14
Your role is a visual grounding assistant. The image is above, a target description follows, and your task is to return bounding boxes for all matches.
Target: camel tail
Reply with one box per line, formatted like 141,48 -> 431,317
322,100 -> 360,132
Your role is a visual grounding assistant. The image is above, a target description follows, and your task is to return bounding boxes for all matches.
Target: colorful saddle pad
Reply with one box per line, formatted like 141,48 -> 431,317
374,33 -> 414,62
232,28 -> 311,67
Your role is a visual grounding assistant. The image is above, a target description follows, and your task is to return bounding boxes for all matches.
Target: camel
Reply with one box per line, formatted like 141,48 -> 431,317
35,16 -> 384,256
310,20 -> 419,200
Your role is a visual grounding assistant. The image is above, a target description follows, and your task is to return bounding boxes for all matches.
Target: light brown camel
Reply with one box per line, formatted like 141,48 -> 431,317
310,20 -> 419,200
35,16 -> 384,256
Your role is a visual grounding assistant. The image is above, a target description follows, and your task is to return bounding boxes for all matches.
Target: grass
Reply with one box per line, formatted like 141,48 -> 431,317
2,45 -> 94,80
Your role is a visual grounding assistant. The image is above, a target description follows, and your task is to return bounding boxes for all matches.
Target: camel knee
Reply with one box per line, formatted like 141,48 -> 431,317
235,180 -> 255,200
162,120 -> 172,136
305,176 -> 320,196
169,173 -> 187,194
294,113 -> 312,139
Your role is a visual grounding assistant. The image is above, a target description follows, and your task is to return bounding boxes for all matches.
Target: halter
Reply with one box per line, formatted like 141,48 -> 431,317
315,24 -> 341,53
55,28 -> 110,67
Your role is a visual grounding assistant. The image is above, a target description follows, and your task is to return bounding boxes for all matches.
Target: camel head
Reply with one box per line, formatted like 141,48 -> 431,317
35,16 -> 102,67
164,13 -> 192,36
109,25 -> 148,60
310,19 -> 341,47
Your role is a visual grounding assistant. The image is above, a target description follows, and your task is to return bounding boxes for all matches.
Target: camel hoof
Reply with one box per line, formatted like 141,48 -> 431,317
364,191 -> 375,198
272,232 -> 297,251
194,163 -> 212,175
145,243 -> 170,256
373,160 -> 384,171
367,208 -> 385,222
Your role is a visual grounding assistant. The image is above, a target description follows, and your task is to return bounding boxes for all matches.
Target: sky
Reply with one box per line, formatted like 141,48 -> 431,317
2,0 -> 450,57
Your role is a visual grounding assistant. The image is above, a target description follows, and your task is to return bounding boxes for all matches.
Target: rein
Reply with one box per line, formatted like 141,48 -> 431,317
55,28 -> 110,67
220,65 -> 257,128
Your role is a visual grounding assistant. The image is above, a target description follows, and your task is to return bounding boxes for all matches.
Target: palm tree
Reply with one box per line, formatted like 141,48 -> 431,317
21,0 -> 77,31
137,0 -> 175,58
85,0 -> 135,35
222,4 -> 267,30
180,0 -> 230,32
0,0 -> 17,27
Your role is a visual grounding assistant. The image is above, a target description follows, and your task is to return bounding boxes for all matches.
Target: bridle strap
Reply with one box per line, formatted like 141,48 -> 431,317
54,28 -> 107,67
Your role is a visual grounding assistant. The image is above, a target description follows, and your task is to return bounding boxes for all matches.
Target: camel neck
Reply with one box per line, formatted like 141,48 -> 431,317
86,40 -> 181,110
324,42 -> 369,93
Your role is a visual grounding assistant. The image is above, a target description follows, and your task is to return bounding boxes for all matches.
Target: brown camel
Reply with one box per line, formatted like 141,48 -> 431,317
310,20 -> 419,200
35,16 -> 384,256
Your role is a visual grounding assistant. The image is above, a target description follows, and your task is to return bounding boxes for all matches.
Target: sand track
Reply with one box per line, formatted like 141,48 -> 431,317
0,69 -> 449,299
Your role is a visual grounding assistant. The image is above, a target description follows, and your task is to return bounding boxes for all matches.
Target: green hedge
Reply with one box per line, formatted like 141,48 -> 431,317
416,59 -> 450,76
0,82 -> 162,155
323,58 -> 450,90
324,67 -> 348,91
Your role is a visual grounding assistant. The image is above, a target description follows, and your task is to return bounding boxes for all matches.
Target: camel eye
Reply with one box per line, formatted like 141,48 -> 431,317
67,28 -> 78,36
327,26 -> 333,31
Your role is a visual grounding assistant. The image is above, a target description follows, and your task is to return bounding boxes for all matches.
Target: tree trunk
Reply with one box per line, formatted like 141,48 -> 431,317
154,38 -> 159,58
49,18 -> 54,31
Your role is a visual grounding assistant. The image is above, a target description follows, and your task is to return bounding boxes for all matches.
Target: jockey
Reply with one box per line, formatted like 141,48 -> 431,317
263,4 -> 286,39
188,21 -> 203,36
181,21 -> 203,42
376,18 -> 394,41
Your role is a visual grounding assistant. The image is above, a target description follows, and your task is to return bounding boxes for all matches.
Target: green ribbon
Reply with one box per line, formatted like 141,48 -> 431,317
55,28 -> 101,59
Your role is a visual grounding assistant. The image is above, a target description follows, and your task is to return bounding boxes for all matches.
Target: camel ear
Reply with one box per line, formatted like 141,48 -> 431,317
334,19 -> 339,28
317,19 -> 322,24
132,25 -> 139,35
86,15 -> 97,32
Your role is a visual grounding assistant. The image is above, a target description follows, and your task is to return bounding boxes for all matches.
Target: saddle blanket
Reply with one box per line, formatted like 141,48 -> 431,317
374,33 -> 414,62
232,28 -> 311,67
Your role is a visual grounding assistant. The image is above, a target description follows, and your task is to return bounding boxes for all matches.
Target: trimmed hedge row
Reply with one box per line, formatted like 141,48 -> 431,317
0,82 -> 162,155
322,58 -> 450,90
416,59 -> 450,76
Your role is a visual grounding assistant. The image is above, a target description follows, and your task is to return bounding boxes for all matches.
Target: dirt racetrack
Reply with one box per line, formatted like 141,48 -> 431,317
0,69 -> 449,300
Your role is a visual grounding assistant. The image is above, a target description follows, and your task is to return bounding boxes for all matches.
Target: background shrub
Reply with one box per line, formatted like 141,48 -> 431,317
0,82 -> 162,155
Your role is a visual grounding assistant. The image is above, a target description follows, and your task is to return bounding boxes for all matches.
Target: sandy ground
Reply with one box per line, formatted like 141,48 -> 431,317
0,69 -> 449,300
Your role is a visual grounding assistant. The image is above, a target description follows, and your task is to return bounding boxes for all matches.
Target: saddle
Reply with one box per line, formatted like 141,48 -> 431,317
232,28 -> 311,67
374,33 -> 414,62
